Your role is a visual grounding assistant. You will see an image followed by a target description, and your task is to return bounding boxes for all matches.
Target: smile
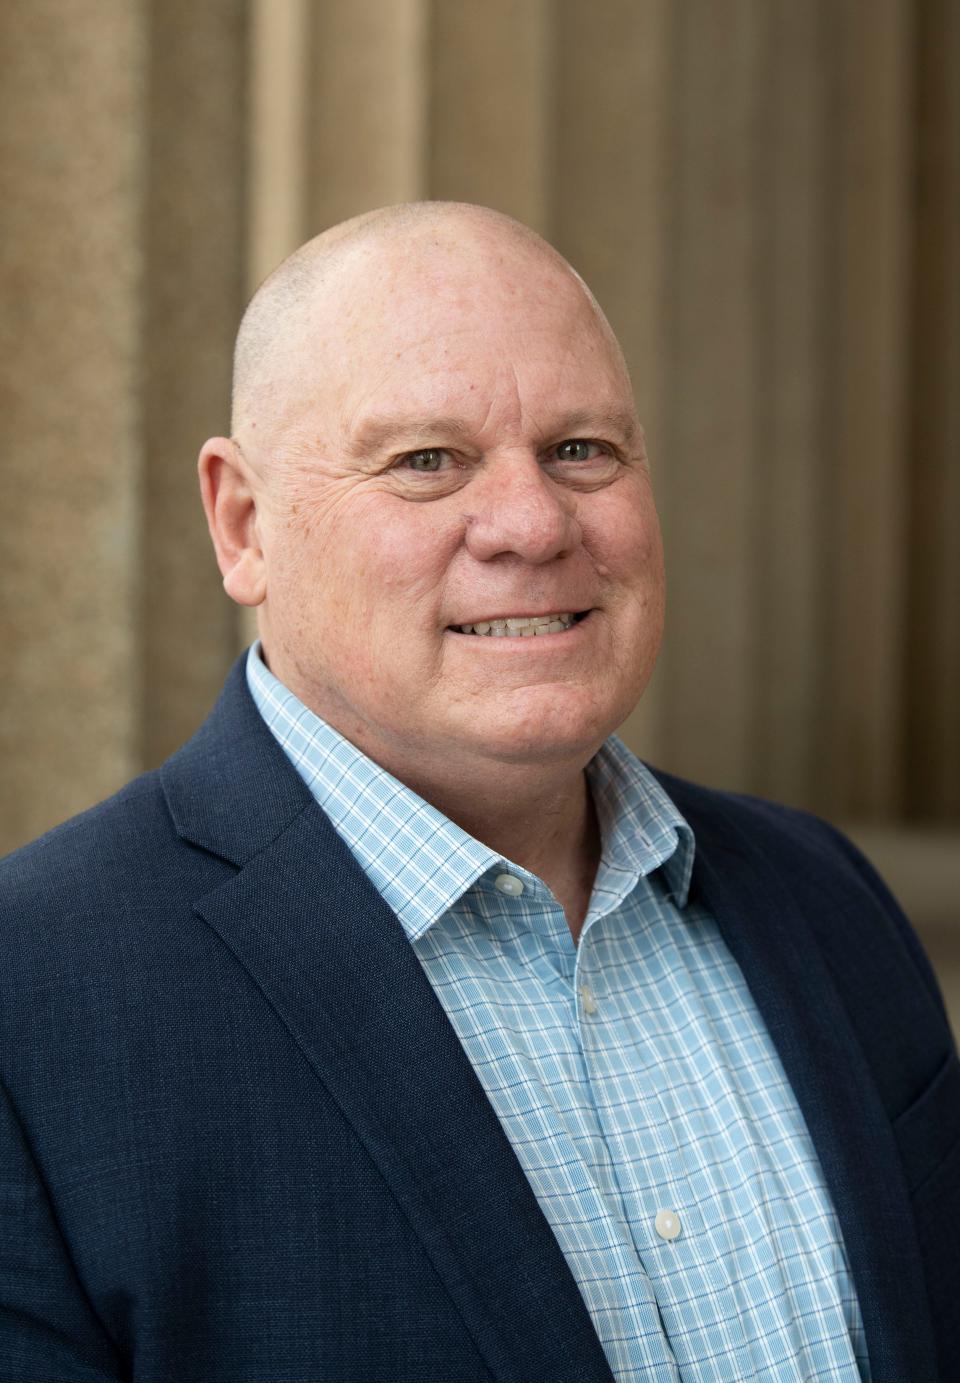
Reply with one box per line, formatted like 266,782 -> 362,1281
451,612 -> 588,637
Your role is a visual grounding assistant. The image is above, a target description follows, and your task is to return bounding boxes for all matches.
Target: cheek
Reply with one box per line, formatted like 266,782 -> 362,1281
344,501 -> 463,611
587,486 -> 664,582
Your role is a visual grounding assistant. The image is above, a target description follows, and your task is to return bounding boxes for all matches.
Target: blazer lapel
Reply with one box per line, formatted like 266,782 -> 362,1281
164,663 -> 613,1383
679,805 -> 938,1383
192,808 -> 614,1383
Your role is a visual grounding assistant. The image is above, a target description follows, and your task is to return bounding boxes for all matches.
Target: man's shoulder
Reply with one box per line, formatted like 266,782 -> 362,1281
0,767 -> 171,897
649,762 -> 820,827
649,764 -> 876,880
0,767 -> 208,1011
649,763 -> 948,1016
0,763 -> 224,951
0,661 -> 261,954
0,654 -> 307,900
0,655 -> 320,973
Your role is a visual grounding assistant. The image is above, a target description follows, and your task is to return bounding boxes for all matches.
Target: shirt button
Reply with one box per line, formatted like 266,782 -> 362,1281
494,872 -> 525,897
578,983 -> 598,1015
654,1209 -> 681,1241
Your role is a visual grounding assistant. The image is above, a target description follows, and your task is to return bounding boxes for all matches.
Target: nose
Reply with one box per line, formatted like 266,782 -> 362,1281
462,453 -> 582,564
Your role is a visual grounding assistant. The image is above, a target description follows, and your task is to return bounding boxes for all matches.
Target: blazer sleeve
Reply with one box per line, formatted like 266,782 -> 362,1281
0,1078 -> 125,1381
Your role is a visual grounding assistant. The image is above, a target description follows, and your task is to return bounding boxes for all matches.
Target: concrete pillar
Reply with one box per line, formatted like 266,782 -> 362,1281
307,0 -> 427,228
0,1 -> 146,850
429,0 -> 552,231
751,0 -> 831,810
140,0 -> 248,769
654,0 -> 767,792
248,0 -> 312,290
821,0 -> 913,819
905,0 -> 960,821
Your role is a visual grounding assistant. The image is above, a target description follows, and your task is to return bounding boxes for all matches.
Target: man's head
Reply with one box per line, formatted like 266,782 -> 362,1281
200,202 -> 664,790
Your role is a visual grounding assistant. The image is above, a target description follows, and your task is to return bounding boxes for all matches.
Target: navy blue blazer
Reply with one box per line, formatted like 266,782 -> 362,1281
1,658 -> 958,1381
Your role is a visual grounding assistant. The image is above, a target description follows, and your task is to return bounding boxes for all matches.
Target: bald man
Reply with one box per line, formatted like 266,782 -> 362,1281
1,204 -> 957,1383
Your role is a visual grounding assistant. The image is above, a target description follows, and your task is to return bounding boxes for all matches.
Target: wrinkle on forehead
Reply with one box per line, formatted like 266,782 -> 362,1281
230,201 -> 629,466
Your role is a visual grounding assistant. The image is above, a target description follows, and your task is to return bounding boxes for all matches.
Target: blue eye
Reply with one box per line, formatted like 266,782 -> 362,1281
403,448 -> 447,472
554,439 -> 603,462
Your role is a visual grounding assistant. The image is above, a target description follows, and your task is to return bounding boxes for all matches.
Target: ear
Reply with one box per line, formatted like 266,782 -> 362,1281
198,437 -> 267,606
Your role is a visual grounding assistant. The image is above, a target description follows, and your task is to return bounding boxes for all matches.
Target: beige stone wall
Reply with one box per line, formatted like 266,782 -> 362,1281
2,0 -> 957,1017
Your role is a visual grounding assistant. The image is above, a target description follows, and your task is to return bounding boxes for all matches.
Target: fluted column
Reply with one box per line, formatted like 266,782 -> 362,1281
307,0 -> 427,227
905,0 -> 960,821
822,0 -> 913,819
0,0 -> 146,849
140,0 -> 248,769
750,0 -> 832,810
429,0 -> 552,230
653,0 -> 768,792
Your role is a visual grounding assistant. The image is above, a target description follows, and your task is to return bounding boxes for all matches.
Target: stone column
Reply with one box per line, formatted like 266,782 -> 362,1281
821,0 -> 913,820
307,0 -> 427,227
750,0 -> 832,810
904,0 -> 960,821
140,0 -> 248,770
429,0 -> 553,230
653,0 -> 769,792
0,1 -> 147,850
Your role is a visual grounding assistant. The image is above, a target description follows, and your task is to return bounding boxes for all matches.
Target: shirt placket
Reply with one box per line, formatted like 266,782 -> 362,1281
472,871 -> 683,1381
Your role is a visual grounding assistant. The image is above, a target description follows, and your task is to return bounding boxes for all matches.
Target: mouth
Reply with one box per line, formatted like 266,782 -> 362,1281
449,611 -> 591,638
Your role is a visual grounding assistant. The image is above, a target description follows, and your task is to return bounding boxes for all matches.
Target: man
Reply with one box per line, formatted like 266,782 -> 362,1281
1,203 -> 957,1382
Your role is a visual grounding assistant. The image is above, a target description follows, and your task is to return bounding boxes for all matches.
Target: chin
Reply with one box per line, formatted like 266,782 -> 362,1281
463,695 -> 623,767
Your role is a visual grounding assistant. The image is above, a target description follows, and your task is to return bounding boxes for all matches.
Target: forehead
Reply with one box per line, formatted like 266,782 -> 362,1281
300,238 -> 633,444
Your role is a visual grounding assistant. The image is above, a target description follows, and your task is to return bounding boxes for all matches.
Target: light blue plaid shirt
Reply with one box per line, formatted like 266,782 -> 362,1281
247,644 -> 870,1381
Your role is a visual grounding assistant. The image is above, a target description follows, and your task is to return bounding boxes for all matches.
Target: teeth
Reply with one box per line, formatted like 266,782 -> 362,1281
456,613 -> 578,637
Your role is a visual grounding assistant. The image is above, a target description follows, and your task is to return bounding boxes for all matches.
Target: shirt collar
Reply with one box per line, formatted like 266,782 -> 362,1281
246,643 -> 695,940
586,735 -> 695,909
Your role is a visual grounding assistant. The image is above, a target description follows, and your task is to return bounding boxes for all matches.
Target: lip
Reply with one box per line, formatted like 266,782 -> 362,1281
446,608 -> 593,628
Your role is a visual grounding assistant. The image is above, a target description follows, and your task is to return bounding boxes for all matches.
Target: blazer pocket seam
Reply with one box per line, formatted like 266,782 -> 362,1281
893,1050 -> 960,1197
908,1129 -> 960,1203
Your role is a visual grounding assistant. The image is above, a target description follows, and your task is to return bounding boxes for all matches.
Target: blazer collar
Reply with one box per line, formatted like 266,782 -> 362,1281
161,657 -> 314,867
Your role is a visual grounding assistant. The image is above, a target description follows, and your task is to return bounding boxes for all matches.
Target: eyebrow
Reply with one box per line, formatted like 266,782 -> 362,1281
545,407 -> 642,448
349,406 -> 642,456
349,415 -> 478,456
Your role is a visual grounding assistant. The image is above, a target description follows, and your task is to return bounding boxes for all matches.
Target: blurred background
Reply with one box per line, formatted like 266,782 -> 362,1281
1,1 -> 957,1023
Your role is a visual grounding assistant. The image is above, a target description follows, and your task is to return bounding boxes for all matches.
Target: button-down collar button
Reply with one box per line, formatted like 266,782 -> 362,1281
578,983 -> 598,1015
494,872 -> 525,897
654,1209 -> 681,1241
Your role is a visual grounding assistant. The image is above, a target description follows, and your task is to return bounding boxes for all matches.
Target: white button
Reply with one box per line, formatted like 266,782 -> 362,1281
494,872 -> 524,897
654,1209 -> 681,1241
578,984 -> 598,1015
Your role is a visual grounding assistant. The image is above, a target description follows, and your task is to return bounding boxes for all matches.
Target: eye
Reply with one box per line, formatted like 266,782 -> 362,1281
399,447 -> 450,473
551,438 -> 607,463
